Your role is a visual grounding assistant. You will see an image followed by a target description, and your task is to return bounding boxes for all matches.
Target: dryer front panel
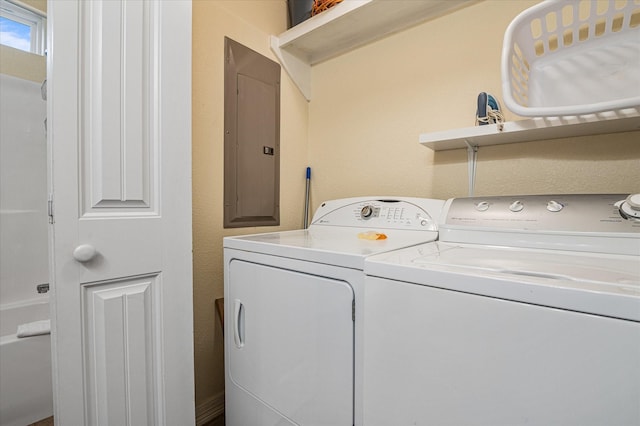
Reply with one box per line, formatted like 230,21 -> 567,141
227,259 -> 354,425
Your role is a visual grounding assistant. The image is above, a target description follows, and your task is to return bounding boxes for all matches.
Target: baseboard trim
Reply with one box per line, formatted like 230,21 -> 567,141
195,391 -> 225,425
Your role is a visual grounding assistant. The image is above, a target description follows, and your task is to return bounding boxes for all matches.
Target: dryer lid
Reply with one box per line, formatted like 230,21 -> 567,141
224,197 -> 444,269
224,227 -> 439,269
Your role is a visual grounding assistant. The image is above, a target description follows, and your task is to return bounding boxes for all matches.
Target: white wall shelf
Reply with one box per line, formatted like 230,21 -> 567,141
270,0 -> 476,101
419,108 -> 640,151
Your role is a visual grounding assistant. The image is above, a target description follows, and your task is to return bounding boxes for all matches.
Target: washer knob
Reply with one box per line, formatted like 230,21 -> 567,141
619,194 -> 640,219
509,200 -> 524,212
546,200 -> 564,212
626,194 -> 640,210
475,201 -> 490,212
361,205 -> 374,219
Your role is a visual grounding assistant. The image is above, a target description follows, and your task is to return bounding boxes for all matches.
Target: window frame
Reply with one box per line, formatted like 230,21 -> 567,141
0,0 -> 46,55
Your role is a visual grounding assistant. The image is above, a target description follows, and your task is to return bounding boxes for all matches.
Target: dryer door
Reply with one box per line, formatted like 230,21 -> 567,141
227,260 -> 354,425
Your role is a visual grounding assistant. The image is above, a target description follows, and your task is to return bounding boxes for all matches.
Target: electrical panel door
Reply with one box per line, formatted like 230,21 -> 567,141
224,37 -> 280,228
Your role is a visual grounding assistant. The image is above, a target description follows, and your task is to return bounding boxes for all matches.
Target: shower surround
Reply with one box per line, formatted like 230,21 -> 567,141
0,73 -> 52,426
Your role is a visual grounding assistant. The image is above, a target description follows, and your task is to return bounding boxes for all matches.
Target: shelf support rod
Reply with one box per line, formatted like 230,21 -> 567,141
464,139 -> 478,197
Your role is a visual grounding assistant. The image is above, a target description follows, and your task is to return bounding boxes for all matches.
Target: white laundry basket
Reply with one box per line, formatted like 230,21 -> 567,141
501,0 -> 640,116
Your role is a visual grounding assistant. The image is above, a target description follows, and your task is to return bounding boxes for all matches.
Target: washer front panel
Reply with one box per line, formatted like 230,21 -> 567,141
362,276 -> 640,426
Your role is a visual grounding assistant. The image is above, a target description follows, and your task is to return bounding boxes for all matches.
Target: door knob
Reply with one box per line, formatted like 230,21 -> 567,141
73,244 -> 97,262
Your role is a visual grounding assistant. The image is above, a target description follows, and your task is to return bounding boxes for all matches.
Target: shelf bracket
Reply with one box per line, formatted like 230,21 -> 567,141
464,139 -> 478,197
270,35 -> 312,101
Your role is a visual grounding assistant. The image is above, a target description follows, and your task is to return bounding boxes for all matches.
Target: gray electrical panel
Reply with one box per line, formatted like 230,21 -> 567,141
224,37 -> 280,228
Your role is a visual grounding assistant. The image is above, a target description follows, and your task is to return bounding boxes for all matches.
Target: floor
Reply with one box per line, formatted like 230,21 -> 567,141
29,414 -> 225,426
204,414 -> 225,426
29,417 -> 53,426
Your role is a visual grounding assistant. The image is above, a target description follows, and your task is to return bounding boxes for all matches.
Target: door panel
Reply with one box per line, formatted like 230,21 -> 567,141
83,275 -> 159,425
228,260 -> 354,425
81,0 -> 155,213
236,74 -> 277,218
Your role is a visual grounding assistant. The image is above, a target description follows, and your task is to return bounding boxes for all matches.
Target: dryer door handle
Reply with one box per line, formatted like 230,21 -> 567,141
233,299 -> 245,348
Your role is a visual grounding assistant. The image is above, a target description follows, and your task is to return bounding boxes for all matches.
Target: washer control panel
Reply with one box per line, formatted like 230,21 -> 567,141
311,197 -> 444,231
446,194 -> 640,232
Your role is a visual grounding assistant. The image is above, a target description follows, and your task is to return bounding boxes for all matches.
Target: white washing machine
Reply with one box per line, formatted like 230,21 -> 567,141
223,196 -> 445,426
363,194 -> 640,426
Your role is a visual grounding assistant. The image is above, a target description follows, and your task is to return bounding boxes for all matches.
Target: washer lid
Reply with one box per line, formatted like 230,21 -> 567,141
224,227 -> 439,270
365,242 -> 640,321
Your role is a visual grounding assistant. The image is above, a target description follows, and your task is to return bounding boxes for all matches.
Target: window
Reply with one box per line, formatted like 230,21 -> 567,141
0,0 -> 46,55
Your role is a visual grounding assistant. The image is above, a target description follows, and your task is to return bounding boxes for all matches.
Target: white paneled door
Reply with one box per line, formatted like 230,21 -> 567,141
47,1 -> 194,425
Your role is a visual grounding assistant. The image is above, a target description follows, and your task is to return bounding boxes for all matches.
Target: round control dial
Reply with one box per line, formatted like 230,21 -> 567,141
360,205 -> 374,219
509,200 -> 524,212
618,194 -> 640,220
475,201 -> 490,212
546,200 -> 564,212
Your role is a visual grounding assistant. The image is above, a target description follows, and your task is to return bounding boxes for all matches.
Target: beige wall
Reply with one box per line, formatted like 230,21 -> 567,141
192,0 -> 309,409
19,0 -> 45,11
192,0 -> 640,412
309,0 -> 640,205
0,46 -> 45,82
0,0 -> 46,82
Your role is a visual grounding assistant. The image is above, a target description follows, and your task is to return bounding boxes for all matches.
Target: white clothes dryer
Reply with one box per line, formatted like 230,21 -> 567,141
363,194 -> 640,426
223,196 -> 444,426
